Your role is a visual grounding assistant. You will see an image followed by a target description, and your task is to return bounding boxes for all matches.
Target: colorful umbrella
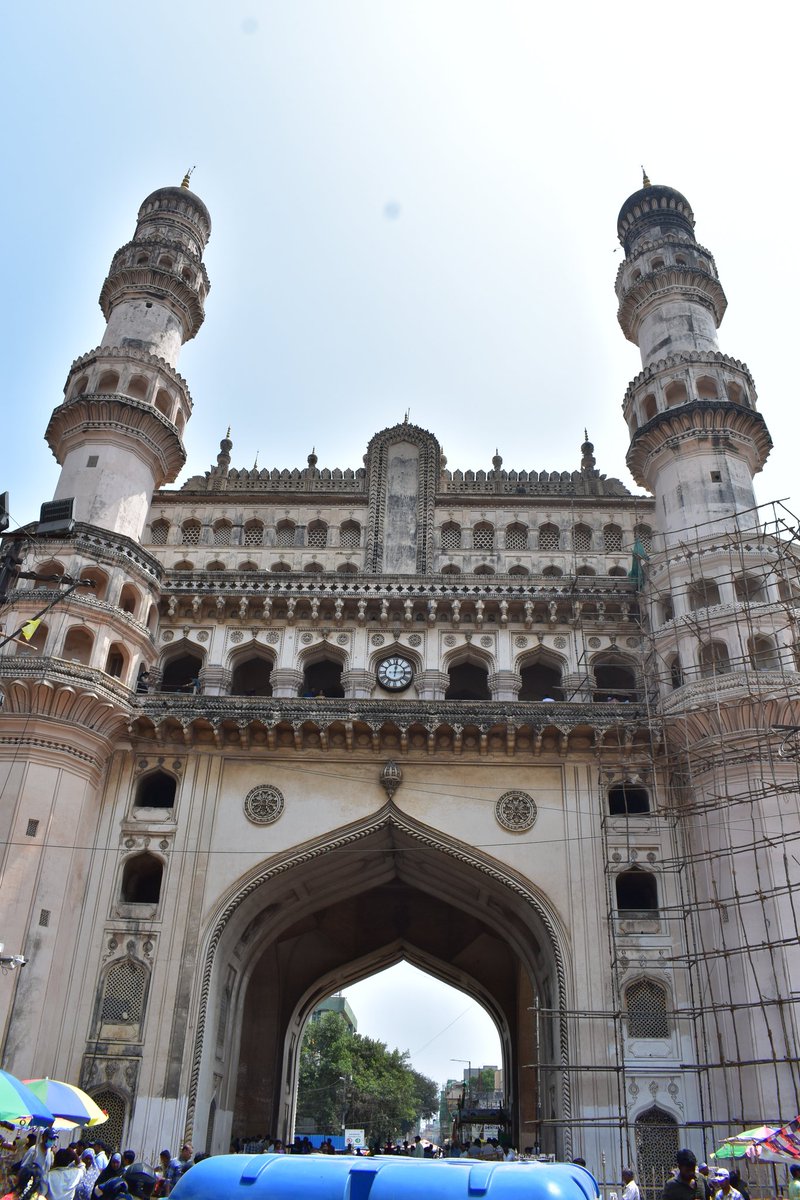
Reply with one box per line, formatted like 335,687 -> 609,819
0,1069 -> 54,1126
23,1079 -> 107,1127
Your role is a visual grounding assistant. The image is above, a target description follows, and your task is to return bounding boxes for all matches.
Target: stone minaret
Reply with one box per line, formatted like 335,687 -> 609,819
45,176 -> 211,540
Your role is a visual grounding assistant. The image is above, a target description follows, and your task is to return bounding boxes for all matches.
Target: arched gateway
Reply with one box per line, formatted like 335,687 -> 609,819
188,805 -> 570,1154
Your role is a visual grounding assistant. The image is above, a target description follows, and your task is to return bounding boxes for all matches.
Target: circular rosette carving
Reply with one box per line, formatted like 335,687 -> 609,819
495,790 -> 537,833
244,785 -> 285,825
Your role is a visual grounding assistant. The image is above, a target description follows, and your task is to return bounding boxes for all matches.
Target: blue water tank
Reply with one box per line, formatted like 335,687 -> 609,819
172,1154 -> 600,1200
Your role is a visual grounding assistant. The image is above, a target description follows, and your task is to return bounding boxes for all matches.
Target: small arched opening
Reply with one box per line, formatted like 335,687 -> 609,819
519,655 -> 564,702
572,524 -> 592,552
665,380 -> 688,407
445,658 -> 491,701
127,375 -> 148,402
119,583 -> 141,616
593,656 -> 637,701
616,867 -> 658,914
603,525 -> 623,553
688,578 -> 721,610
339,520 -> 361,549
538,524 -> 560,551
608,783 -> 650,816
155,388 -> 173,419
735,574 -> 767,603
625,979 -> 669,1039
244,521 -> 264,547
134,770 -> 177,809
748,635 -> 781,672
62,626 -> 94,665
642,394 -> 658,421
699,641 -> 731,678
635,1107 -> 680,1187
14,620 -> 48,655
161,648 -> 204,692
696,375 -> 719,400
275,520 -> 296,548
79,567 -> 109,601
213,520 -> 233,546
121,853 -> 163,904
307,521 -> 328,549
231,654 -> 274,697
150,519 -> 170,545
472,522 -> 495,552
105,642 -> 128,680
505,523 -> 528,551
33,559 -> 65,588
301,658 -> 345,698
98,369 -> 120,392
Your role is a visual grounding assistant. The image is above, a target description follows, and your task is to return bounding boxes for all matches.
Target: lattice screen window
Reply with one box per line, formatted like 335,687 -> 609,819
151,521 -> 169,546
340,522 -> 361,549
572,524 -> 592,552
307,523 -> 328,548
276,523 -> 295,547
472,524 -> 495,551
181,521 -> 201,546
244,523 -> 264,547
100,959 -> 147,1024
441,523 -> 462,551
213,522 -> 232,546
538,524 -> 560,551
506,524 -> 528,551
634,524 -> 653,555
626,979 -> 669,1037
604,525 -> 623,552
91,1091 -> 126,1154
636,1107 -> 679,1198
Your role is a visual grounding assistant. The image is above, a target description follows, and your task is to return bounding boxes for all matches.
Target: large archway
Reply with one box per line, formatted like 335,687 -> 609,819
188,807 -> 569,1156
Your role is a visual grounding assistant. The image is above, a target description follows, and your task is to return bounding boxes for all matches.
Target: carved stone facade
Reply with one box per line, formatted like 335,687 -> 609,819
1,176 -> 798,1175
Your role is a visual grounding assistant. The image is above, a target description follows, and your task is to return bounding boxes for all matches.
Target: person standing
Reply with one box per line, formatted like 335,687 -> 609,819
711,1170 -> 743,1200
622,1168 -> 641,1200
663,1149 -> 705,1200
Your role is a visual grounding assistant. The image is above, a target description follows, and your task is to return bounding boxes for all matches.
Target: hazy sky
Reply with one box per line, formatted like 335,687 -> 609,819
1,2 -> 797,1082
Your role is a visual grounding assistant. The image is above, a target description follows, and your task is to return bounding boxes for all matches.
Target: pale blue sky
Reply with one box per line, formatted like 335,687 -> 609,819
2,1 -> 797,1083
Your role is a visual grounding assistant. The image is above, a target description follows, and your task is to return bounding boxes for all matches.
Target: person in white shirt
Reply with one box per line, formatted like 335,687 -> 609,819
713,1170 -> 743,1200
622,1168 -> 641,1200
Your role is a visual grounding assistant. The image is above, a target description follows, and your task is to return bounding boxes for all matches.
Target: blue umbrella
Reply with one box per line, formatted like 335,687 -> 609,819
0,1068 -> 54,1126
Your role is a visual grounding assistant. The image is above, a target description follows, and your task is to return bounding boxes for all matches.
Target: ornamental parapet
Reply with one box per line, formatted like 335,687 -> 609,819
20,521 -> 163,584
626,401 -> 772,486
45,393 -> 187,482
64,344 -> 193,411
129,694 -> 651,757
659,669 -> 800,717
617,265 -> 727,339
5,589 -> 154,642
0,655 -> 134,705
99,264 -> 206,340
623,350 -> 756,404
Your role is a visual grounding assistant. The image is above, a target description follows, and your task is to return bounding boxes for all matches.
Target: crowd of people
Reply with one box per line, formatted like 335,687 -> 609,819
0,1130 -> 207,1200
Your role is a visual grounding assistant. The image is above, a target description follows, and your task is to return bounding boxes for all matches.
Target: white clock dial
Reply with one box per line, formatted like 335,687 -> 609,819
377,655 -> 414,691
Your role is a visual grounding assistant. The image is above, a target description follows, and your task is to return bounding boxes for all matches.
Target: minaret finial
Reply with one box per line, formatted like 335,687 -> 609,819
581,430 -> 596,473
253,450 -> 259,471
181,166 -> 196,189
641,166 -> 651,188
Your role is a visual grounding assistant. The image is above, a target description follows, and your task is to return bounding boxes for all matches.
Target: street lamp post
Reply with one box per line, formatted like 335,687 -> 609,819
450,1058 -> 472,1105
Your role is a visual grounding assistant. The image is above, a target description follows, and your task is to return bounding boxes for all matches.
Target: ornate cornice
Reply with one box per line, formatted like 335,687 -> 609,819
99,266 -> 205,340
64,344 -> 192,407
10,589 -> 155,642
626,401 -> 772,486
622,351 -> 756,407
27,521 -> 164,584
0,656 -> 133,717
45,394 -> 186,482
617,267 -> 727,342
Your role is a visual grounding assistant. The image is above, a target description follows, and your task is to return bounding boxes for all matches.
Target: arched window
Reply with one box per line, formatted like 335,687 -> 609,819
127,375 -> 148,402
173,560 -> 194,571
307,521 -> 328,548
572,524 -> 592,553
80,567 -> 109,601
150,519 -> 170,546
231,655 -> 273,697
696,375 -> 719,400
337,562 -> 358,574
441,564 -> 461,575
161,650 -> 203,692
445,660 -> 490,701
244,520 -> 264,547
608,566 -> 627,577
441,522 -> 462,551
651,257 -> 664,270
213,520 -> 232,546
89,1091 -> 127,1157
519,657 -> 564,701
62,627 -> 94,665
667,654 -> 683,690
239,561 -> 258,573
304,562 -> 324,574
699,641 -> 731,677
633,524 -> 653,555
158,254 -> 174,269
98,370 -> 120,392
616,867 -> 658,913
175,409 -> 186,434
119,584 -> 140,616
593,656 -> 637,700
71,375 -> 89,398
474,564 -> 495,575
542,565 -> 563,578
301,658 -> 344,698
748,635 -> 781,672
538,524 -> 560,551
181,520 -> 202,546
340,520 -> 361,549
33,559 -> 65,588
505,523 -> 528,551
608,783 -> 650,816
625,980 -> 669,1038
15,620 -> 48,655
105,642 -> 128,679
735,574 -> 767,603
206,560 -> 226,573
508,565 -> 529,577
275,520 -> 296,547
575,565 -> 596,577
642,394 -> 658,421
155,388 -> 173,418
603,525 -> 623,553
100,959 -> 148,1025
726,381 -> 745,405
687,578 -> 720,610
271,561 -> 291,574
472,522 -> 495,552
635,1107 -> 679,1188
134,770 -> 177,809
665,380 -> 688,407
120,853 -> 163,904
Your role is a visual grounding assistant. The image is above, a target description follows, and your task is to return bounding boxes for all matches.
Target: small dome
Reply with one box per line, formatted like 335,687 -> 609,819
617,183 -> 694,254
137,185 -> 212,243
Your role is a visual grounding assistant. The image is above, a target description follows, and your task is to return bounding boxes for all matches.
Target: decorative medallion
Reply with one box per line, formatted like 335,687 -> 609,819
495,790 -> 537,833
515,636 -> 528,648
408,633 -> 422,646
444,634 -> 457,646
626,636 -> 641,648
197,631 -> 209,642
480,635 -> 493,648
588,636 -> 601,648
161,631 -> 174,642
647,851 -> 656,863
230,631 -> 244,643
371,634 -> 385,646
336,634 -> 349,645
300,632 -> 314,644
265,632 -> 280,643
244,785 -> 285,825
553,636 -> 566,648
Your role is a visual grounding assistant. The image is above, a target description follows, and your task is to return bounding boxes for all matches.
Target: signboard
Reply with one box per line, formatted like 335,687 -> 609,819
345,1129 -> 365,1149
482,1125 -> 499,1140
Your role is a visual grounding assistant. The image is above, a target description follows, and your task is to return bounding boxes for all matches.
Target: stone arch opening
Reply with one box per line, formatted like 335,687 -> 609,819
189,811 -> 569,1157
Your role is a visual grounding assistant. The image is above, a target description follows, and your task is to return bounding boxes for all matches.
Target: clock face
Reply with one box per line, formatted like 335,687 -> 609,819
377,655 -> 414,692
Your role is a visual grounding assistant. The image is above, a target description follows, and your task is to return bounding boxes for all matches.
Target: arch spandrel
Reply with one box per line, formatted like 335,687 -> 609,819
186,803 -> 572,1152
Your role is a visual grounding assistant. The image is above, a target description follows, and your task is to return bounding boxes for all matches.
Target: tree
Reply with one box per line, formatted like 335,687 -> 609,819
297,1012 -> 439,1146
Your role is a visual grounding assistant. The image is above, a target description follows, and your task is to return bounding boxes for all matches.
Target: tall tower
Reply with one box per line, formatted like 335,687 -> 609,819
45,177 -> 211,540
616,178 -> 800,1129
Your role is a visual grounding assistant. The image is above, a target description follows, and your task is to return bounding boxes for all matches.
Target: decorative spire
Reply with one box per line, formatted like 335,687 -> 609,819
580,431 -> 596,473
215,428 -> 232,475
641,166 -> 651,188
181,166 -> 196,189
307,447 -> 318,471
492,448 -> 503,472
252,450 -> 259,471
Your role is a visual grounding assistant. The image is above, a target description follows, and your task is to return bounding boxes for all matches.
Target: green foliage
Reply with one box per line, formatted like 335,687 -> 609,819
297,1012 -> 439,1146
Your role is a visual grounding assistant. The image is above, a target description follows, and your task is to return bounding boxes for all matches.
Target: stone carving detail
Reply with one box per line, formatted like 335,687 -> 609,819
588,637 -> 601,648
495,790 -> 537,833
371,634 -> 385,646
300,633 -> 314,644
515,636 -> 528,647
336,634 -> 349,645
626,636 -> 641,648
161,631 -> 174,641
553,636 -> 567,648
197,631 -> 209,642
480,635 -> 493,648
265,632 -> 280,643
408,633 -> 422,646
444,634 -> 457,646
230,631 -> 244,643
244,785 -> 285,825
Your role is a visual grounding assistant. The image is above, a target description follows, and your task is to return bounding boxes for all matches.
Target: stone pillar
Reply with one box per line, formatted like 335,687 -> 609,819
418,670 -> 449,700
271,668 -> 303,697
488,670 -> 521,700
200,665 -> 230,695
342,669 -> 373,698
563,671 -> 593,702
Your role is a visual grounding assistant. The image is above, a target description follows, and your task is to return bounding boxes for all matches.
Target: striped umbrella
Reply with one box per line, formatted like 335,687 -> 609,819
0,1069 -> 54,1126
23,1079 -> 107,1127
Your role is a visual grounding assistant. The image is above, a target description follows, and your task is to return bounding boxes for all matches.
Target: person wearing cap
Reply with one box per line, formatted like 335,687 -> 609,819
696,1162 -> 712,1200
712,1169 -> 743,1200
663,1148 -> 705,1200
